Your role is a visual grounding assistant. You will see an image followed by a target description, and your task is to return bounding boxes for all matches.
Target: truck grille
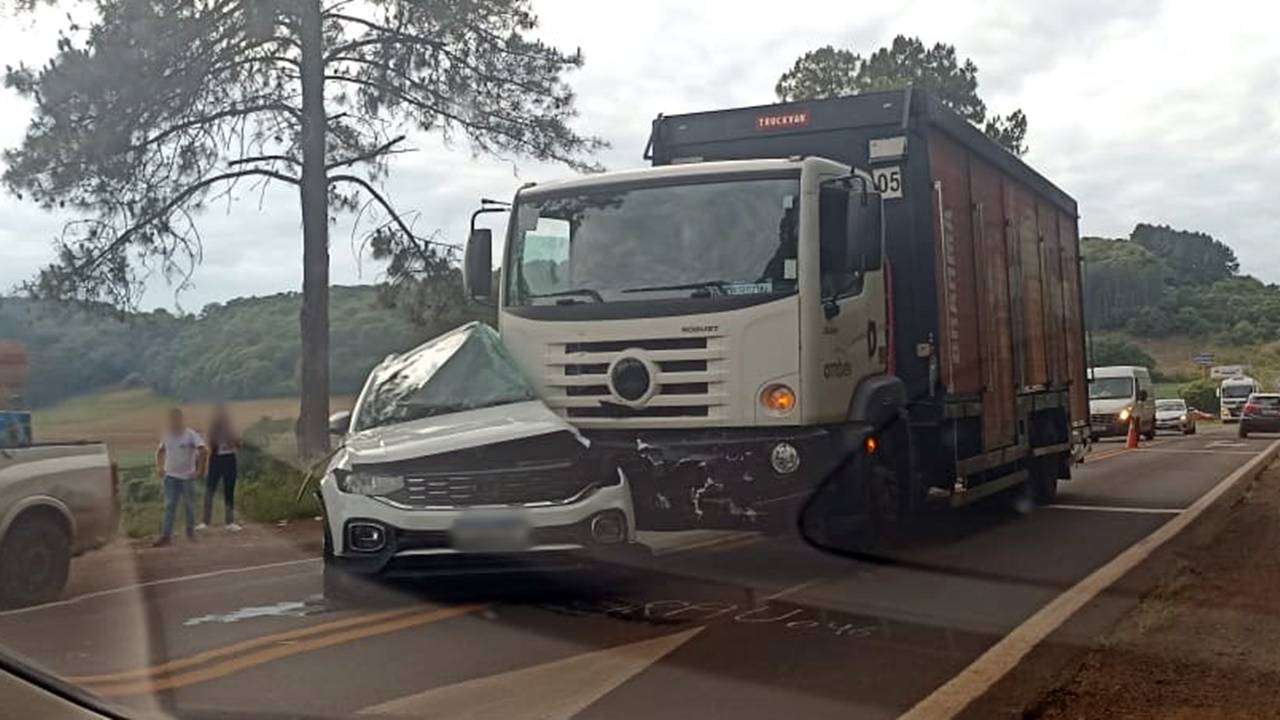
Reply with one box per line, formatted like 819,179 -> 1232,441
543,335 -> 728,426
1089,413 -> 1114,425
384,463 -> 593,508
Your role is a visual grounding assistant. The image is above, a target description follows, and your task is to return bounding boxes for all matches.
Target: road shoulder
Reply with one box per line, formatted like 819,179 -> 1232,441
961,451 -> 1280,719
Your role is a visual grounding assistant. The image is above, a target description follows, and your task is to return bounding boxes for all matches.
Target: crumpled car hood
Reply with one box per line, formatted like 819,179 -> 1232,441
341,399 -> 586,466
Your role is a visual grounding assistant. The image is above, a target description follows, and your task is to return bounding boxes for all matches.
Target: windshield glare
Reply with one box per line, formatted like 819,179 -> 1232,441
1089,377 -> 1134,400
1223,384 -> 1254,398
507,177 -> 800,305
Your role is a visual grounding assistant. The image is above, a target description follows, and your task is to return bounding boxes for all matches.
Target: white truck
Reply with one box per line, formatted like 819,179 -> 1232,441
1219,375 -> 1262,423
0,443 -> 118,607
464,89 -> 1089,546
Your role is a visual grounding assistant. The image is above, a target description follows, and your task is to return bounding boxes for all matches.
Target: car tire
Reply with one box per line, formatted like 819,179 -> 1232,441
1239,425 -> 1249,439
0,513 -> 71,609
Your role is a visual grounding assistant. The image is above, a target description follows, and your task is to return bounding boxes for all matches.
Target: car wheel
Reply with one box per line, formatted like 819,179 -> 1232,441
1239,425 -> 1249,439
0,513 -> 71,609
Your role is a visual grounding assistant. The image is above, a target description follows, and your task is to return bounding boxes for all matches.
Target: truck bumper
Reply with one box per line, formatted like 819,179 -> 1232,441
588,424 -> 873,530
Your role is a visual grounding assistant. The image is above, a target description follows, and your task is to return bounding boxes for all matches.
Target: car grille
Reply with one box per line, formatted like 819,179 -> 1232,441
543,335 -> 728,426
383,464 -> 593,508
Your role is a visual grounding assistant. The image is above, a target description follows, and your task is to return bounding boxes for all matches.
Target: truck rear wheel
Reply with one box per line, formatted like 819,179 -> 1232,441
0,513 -> 70,608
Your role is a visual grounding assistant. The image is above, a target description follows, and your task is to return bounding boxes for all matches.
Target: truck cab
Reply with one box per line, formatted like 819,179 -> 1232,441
1219,376 -> 1262,423
469,157 -> 887,529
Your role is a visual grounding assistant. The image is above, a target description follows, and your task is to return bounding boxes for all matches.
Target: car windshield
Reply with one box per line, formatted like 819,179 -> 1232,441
506,177 -> 800,306
1089,377 -> 1134,400
352,323 -> 536,432
1157,400 -> 1185,411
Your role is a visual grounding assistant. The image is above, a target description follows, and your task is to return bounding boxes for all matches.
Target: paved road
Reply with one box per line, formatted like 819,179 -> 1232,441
0,426 -> 1271,719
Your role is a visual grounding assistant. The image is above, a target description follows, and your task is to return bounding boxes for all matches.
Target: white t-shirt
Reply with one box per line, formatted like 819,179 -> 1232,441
160,428 -> 206,480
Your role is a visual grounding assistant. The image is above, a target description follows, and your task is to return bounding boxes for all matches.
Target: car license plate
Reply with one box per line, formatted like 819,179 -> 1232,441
449,512 -> 532,553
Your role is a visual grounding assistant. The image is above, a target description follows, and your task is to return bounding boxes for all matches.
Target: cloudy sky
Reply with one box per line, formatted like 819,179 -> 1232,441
1,0 -> 1277,310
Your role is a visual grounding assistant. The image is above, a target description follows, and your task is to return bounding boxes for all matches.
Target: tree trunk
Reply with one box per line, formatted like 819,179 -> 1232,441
296,0 -> 330,461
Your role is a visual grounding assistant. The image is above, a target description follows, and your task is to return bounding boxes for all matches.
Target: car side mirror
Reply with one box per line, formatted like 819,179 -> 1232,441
328,411 -> 351,436
465,228 -> 493,301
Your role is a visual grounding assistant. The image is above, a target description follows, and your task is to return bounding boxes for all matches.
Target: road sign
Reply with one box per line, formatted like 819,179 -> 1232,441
1210,365 -> 1248,380
1193,353 -> 1214,366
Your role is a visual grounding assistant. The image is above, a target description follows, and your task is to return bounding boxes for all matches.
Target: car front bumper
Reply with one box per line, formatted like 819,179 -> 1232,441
322,475 -> 638,576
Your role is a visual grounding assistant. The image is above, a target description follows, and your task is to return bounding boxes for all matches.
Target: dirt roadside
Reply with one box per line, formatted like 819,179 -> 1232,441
60,518 -> 325,600
1026,464 -> 1280,719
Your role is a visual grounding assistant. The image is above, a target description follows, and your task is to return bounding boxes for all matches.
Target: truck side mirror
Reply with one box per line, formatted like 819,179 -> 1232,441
1138,389 -> 1149,401
328,411 -> 351,436
846,191 -> 883,272
464,228 -> 493,301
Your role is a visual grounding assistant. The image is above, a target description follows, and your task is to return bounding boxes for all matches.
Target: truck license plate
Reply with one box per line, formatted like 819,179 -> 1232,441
450,512 -> 532,553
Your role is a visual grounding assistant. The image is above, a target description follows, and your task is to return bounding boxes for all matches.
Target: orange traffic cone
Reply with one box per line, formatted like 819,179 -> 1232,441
1126,415 -> 1140,449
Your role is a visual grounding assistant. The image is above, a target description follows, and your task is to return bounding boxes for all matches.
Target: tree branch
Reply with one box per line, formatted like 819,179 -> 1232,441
71,168 -> 301,281
325,134 -> 408,170
328,173 -> 458,250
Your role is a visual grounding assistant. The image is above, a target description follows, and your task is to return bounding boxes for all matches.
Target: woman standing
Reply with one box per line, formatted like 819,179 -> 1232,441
200,404 -> 242,532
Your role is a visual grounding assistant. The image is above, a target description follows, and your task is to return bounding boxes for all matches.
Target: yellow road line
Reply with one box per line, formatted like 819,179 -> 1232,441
69,605 -> 426,684
82,604 -> 484,697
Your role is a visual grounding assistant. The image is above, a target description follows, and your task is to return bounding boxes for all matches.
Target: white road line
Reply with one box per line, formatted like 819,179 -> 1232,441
1046,504 -> 1183,515
0,557 -> 320,619
1137,448 -> 1258,455
763,577 -> 828,602
900,438 -> 1280,720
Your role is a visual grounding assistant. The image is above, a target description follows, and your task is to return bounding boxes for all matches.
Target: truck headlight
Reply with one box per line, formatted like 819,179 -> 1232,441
1118,407 -> 1131,422
335,470 -> 404,496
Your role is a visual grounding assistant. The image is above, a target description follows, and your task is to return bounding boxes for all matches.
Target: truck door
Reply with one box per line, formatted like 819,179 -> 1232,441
807,181 -> 888,422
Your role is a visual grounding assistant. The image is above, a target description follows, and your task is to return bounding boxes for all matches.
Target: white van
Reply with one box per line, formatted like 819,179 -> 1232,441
1088,366 -> 1156,440
1219,375 -> 1263,423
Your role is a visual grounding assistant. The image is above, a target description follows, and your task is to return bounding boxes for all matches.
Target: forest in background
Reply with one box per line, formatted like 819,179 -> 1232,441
0,284 -> 487,407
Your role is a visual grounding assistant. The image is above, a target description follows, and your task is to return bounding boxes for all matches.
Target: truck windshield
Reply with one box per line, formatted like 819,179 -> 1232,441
1089,377 -> 1134,400
1223,384 -> 1254,399
506,177 -> 800,306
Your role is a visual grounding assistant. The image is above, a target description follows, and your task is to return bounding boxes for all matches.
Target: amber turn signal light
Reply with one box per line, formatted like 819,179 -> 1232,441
760,384 -> 797,414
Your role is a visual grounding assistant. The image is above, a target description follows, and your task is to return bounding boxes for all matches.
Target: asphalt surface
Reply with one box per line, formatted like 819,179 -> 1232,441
0,425 -> 1271,719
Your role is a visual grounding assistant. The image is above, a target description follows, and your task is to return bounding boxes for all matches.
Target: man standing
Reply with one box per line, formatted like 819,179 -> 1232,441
154,407 -> 208,547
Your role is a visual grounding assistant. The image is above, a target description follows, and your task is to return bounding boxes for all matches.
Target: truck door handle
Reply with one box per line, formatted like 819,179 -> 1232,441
868,321 -> 878,357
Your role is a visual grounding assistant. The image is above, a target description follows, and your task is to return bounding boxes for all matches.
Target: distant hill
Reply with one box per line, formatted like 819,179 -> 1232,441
1083,223 -> 1280,386
0,286 -> 455,407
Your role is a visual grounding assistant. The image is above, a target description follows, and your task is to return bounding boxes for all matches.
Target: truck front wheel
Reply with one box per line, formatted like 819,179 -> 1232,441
0,513 -> 71,608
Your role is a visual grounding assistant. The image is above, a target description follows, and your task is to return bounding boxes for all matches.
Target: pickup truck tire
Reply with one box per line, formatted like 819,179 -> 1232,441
0,513 -> 70,608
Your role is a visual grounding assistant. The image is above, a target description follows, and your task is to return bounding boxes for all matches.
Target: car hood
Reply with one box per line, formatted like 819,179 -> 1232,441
1155,409 -> 1185,420
340,400 -> 586,466
1089,398 -> 1133,414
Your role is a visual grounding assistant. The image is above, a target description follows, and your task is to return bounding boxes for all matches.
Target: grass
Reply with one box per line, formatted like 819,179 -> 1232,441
35,388 -> 346,538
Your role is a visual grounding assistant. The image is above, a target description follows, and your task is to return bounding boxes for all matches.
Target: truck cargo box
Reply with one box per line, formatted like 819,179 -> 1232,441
647,89 -> 1087,457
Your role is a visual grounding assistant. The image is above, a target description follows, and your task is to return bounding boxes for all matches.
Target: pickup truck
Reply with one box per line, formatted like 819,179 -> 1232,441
0,443 -> 117,607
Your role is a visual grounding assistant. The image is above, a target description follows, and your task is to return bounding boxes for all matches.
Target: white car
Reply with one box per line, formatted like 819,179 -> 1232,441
319,323 -> 639,599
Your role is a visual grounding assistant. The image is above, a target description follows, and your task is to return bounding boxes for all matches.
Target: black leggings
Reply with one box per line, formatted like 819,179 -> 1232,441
203,453 -> 238,524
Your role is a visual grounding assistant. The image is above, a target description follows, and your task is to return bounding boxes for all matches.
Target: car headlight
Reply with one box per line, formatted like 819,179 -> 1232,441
1180,413 -> 1188,421
335,470 -> 404,496
1118,407 -> 1131,422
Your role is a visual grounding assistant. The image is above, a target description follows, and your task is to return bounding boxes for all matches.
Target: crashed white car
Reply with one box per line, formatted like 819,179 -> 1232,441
320,322 -> 638,596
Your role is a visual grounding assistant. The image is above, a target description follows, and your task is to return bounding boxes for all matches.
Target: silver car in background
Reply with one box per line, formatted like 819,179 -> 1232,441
1154,398 -> 1196,435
